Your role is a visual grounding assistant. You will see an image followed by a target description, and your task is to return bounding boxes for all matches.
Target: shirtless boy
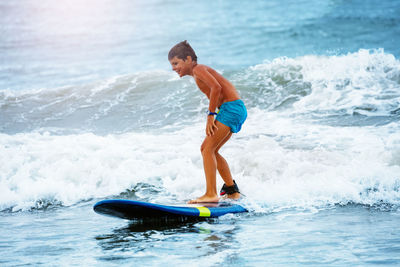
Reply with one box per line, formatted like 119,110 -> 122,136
168,41 -> 247,203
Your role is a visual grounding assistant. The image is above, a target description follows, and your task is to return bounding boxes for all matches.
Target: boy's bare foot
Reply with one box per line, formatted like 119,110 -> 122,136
188,194 -> 220,204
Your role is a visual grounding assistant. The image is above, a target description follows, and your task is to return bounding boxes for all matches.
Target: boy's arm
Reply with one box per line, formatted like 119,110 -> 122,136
193,66 -> 222,136
193,66 -> 221,113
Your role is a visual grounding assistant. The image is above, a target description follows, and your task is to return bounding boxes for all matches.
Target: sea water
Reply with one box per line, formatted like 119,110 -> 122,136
1,0 -> 400,266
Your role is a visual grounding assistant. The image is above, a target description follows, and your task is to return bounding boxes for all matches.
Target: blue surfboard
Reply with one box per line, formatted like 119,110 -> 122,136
93,199 -> 247,220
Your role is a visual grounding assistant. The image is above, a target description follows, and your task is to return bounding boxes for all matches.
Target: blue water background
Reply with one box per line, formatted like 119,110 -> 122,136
1,0 -> 400,266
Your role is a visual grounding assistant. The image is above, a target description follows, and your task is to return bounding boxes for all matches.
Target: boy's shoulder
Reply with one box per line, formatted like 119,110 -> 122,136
193,64 -> 208,71
193,64 -> 218,81
193,64 -> 215,75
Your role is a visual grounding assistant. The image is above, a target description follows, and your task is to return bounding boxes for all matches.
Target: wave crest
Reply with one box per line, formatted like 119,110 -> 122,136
237,49 -> 400,118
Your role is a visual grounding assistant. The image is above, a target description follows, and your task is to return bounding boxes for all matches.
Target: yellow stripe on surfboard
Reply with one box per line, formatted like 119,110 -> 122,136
196,206 -> 211,217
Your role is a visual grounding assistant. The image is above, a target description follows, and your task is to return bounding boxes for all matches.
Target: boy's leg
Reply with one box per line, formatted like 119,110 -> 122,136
215,132 -> 233,186
215,133 -> 241,199
188,121 -> 231,203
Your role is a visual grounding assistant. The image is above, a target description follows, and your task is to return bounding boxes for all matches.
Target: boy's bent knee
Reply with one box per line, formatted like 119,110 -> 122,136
201,146 -> 215,156
201,140 -> 215,153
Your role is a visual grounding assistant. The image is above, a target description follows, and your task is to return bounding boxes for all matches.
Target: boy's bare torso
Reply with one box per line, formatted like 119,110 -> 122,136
192,64 -> 240,108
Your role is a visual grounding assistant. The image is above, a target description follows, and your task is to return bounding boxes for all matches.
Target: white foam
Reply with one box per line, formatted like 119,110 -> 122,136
0,126 -> 205,211
245,49 -> 400,116
238,109 -> 400,211
1,109 -> 399,212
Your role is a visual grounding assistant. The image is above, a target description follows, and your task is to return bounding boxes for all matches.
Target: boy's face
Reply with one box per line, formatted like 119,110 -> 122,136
169,56 -> 193,77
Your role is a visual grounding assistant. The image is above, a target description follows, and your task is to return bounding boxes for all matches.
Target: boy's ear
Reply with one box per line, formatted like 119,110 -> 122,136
186,55 -> 192,62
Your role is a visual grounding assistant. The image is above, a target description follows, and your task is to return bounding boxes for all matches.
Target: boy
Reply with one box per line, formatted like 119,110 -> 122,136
168,41 -> 247,203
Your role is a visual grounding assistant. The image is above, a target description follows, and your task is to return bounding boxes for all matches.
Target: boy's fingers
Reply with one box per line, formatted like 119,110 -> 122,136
213,123 -> 218,132
211,125 -> 216,135
205,119 -> 218,136
206,126 -> 212,136
210,122 -> 218,136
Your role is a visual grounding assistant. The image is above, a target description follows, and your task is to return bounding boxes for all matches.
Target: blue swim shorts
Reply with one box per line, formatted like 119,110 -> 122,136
216,99 -> 247,133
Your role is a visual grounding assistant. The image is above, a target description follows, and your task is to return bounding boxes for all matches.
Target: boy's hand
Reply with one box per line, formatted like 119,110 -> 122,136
206,116 -> 218,136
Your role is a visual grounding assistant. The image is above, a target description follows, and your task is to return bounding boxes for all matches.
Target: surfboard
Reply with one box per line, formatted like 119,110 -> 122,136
93,199 -> 247,220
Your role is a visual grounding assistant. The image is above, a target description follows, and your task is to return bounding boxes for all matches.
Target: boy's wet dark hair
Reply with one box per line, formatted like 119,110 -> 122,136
168,40 -> 197,62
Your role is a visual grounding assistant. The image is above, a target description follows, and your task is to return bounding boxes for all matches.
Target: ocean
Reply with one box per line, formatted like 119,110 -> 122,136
1,0 -> 400,266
